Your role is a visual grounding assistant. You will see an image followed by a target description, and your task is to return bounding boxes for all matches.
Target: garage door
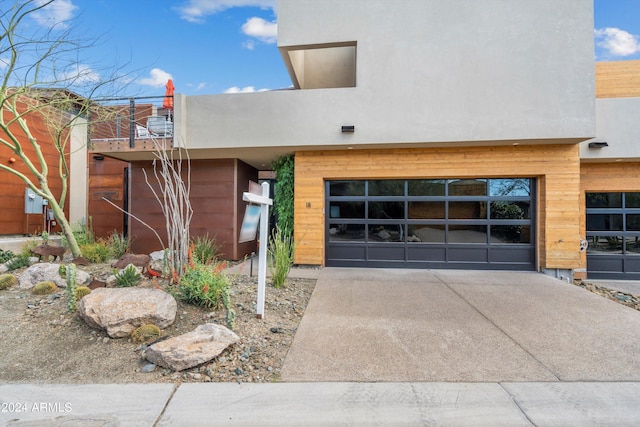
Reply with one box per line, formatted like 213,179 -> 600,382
326,178 -> 536,270
586,192 -> 640,279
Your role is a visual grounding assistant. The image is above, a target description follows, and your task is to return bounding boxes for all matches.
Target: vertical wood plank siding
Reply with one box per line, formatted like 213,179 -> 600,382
88,157 -> 128,238
129,159 -> 257,260
294,144 -> 581,270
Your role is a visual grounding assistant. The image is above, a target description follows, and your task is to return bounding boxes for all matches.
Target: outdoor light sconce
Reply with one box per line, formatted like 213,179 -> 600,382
92,155 -> 105,161
588,141 -> 608,149
341,125 -> 355,133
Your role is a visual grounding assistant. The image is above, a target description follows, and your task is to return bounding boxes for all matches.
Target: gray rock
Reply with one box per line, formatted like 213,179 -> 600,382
77,288 -> 177,338
141,363 -> 157,373
149,250 -> 167,261
18,263 -> 90,289
144,323 -> 239,371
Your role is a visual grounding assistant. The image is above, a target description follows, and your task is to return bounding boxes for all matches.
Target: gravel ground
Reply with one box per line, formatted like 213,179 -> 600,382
574,279 -> 640,311
0,262 -> 315,384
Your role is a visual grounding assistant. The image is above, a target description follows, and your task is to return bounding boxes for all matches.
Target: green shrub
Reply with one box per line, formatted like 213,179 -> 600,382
7,255 -> 31,271
269,225 -> 297,288
32,281 -> 58,295
115,264 -> 142,287
79,241 -> 110,263
191,234 -> 221,265
0,249 -> 15,264
107,231 -> 130,259
272,154 -> 295,236
19,239 -> 38,257
0,274 -> 18,290
178,262 -> 230,309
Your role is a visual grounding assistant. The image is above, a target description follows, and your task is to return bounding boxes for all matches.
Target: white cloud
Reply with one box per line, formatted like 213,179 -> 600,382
595,27 -> 640,57
241,17 -> 277,44
60,64 -> 100,84
0,56 -> 9,70
224,86 -> 268,93
177,0 -> 276,23
138,68 -> 174,88
31,0 -> 78,29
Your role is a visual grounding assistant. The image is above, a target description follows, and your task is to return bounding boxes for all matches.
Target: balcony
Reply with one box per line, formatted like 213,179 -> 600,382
88,98 -> 174,160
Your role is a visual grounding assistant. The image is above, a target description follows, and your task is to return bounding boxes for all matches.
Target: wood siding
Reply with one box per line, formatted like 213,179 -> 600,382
596,60 -> 640,98
88,157 -> 128,238
129,159 -> 257,260
0,102 -> 69,236
294,145 -> 582,270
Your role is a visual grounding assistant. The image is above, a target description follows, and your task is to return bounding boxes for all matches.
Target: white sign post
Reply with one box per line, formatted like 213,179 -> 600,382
242,181 -> 272,319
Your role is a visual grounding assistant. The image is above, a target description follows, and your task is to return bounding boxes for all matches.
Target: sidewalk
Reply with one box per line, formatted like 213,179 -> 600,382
2,382 -> 640,426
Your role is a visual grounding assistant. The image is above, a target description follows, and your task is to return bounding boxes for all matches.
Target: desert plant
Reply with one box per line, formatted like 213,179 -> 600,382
32,281 -> 57,295
75,286 -> 91,301
0,249 -> 15,264
19,239 -> 38,257
222,286 -> 236,330
178,261 -> 230,309
6,255 -> 31,271
191,234 -> 221,265
65,264 -> 77,312
269,225 -> 297,288
115,264 -> 142,287
131,324 -> 161,343
0,274 -> 18,290
58,264 -> 66,278
107,231 -> 130,259
40,231 -> 49,245
79,240 -> 110,263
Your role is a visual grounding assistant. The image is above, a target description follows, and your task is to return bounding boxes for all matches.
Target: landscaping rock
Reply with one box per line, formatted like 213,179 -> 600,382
77,287 -> 177,338
144,323 -> 240,371
18,263 -> 90,289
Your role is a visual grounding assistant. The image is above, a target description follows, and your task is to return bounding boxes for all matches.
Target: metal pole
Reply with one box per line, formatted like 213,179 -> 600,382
129,98 -> 135,148
256,182 -> 270,319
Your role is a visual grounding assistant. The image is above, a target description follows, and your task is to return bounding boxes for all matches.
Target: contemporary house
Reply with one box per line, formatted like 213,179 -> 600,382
87,0 -> 640,279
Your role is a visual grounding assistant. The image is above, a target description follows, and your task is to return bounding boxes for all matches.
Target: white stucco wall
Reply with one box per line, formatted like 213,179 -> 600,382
178,0 -> 595,164
581,97 -> 640,161
69,116 -> 88,225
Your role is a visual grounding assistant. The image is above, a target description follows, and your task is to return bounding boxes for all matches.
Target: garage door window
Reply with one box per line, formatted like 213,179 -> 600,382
326,178 -> 535,269
586,192 -> 640,278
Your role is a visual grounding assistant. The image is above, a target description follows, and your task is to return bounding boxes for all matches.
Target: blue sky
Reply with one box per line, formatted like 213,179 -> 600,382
6,0 -> 640,98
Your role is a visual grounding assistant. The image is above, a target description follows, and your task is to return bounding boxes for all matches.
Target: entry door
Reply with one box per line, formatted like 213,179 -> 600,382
326,178 -> 536,270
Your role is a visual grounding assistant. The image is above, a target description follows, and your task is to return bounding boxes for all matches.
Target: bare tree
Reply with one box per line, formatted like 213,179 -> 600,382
0,0 -> 129,258
143,138 -> 193,278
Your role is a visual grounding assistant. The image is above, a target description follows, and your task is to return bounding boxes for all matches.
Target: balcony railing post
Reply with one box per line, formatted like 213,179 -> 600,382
129,98 -> 135,148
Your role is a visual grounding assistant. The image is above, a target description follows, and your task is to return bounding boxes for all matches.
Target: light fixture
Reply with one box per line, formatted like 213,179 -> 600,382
588,141 -> 608,149
92,155 -> 104,161
341,125 -> 355,133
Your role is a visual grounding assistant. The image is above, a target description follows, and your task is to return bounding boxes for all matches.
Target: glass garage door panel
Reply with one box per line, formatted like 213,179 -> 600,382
586,192 -> 640,279
326,179 -> 535,270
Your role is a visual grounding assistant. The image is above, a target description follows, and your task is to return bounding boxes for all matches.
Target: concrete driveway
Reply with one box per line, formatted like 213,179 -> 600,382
281,268 -> 640,382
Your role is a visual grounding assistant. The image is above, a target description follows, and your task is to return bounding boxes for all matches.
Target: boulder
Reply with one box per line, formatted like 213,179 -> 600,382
77,287 -> 177,338
144,323 -> 239,371
18,263 -> 90,289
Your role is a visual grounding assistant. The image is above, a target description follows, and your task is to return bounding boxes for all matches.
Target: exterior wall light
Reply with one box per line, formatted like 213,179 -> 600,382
588,141 -> 608,149
92,155 -> 105,160
341,125 -> 355,133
